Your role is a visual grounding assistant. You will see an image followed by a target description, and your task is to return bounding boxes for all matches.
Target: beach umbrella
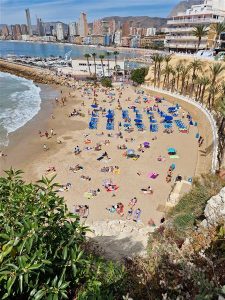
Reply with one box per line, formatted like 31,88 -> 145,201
91,104 -> 98,108
168,147 -> 176,154
164,116 -> 173,122
143,142 -> 150,147
134,119 -> 142,123
127,149 -> 135,155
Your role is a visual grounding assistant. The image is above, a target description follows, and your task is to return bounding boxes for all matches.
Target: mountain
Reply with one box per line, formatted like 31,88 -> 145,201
102,16 -> 167,29
169,0 -> 204,17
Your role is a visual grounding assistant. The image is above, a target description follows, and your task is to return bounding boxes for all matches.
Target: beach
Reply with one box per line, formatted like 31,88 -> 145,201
0,61 -> 211,226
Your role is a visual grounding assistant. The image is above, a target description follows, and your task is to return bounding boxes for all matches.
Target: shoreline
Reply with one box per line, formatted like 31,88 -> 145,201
0,61 -> 211,226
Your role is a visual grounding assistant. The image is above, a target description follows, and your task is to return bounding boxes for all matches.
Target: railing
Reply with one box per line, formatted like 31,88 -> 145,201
166,35 -> 207,41
167,18 -> 222,25
141,85 -> 219,173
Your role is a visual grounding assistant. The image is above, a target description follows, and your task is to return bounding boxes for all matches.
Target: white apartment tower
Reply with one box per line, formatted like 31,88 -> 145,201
56,23 -> 64,41
69,22 -> 78,36
165,0 -> 225,52
78,12 -> 89,37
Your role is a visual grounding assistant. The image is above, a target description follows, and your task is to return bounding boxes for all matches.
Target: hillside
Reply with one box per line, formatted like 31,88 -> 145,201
169,0 -> 204,17
102,16 -> 167,29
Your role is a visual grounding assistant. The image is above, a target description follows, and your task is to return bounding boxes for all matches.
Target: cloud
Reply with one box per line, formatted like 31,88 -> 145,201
0,0 -> 179,24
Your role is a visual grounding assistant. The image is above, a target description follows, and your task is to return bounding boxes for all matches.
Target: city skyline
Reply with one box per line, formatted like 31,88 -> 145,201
1,0 -> 180,24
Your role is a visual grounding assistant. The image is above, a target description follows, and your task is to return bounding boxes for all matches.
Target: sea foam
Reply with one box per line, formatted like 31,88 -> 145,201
0,72 -> 41,146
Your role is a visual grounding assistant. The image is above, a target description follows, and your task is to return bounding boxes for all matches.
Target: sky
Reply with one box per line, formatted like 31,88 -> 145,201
0,0 -> 180,24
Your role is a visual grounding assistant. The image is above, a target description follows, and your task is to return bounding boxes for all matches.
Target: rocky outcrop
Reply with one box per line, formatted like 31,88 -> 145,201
169,0 -> 204,17
86,220 -> 156,260
202,187 -> 225,227
0,59 -> 63,85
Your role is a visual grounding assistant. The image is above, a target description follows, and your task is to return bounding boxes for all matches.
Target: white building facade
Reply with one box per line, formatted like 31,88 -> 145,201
56,23 -> 64,41
71,59 -> 125,77
69,22 -> 78,36
165,0 -> 225,52
146,28 -> 156,36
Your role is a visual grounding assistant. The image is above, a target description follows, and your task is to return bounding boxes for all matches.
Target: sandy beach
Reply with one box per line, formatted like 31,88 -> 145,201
1,62 -> 210,226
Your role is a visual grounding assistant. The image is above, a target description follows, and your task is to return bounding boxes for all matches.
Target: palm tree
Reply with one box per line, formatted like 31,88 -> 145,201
106,51 -> 111,77
150,53 -> 160,87
211,22 -> 225,49
199,76 -> 210,103
84,53 -> 91,76
189,59 -> 203,94
99,54 -> 105,77
157,54 -> 164,88
192,24 -> 208,52
92,53 -> 97,77
217,96 -> 225,168
164,54 -> 173,68
113,51 -> 119,80
207,63 -> 225,109
180,65 -> 190,94
175,61 -> 183,91
162,64 -> 173,90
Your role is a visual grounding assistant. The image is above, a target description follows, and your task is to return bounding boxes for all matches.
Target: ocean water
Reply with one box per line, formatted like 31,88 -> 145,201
0,72 -> 42,146
0,40 -> 135,59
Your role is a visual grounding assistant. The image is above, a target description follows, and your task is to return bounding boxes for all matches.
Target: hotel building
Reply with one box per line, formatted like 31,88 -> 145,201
56,23 -> 64,41
165,0 -> 225,52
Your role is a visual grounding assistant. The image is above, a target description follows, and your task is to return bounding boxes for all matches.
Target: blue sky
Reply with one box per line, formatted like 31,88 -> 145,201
0,0 -> 179,24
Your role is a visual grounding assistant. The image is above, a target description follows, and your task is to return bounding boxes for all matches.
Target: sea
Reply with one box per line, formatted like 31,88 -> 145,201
0,41 -> 141,146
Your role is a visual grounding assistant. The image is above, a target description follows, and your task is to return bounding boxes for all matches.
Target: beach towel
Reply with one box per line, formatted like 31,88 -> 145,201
148,172 -> 159,179
83,192 -> 93,199
170,155 -> 180,159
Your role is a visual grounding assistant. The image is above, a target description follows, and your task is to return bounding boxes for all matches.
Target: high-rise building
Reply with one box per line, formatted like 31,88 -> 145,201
78,12 -> 88,37
56,23 -> 64,40
37,18 -> 45,36
165,0 -> 225,52
69,22 -> 78,36
11,24 -> 22,40
122,21 -> 130,37
114,30 -> 122,46
93,20 -> 102,35
108,19 -> 116,35
20,24 -> 28,35
146,28 -> 156,36
1,25 -> 9,37
25,8 -> 32,36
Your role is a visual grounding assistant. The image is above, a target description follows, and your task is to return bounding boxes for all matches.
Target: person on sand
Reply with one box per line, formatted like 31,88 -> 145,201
50,129 -> 54,136
126,208 -> 133,220
133,208 -> 141,222
129,197 -> 137,208
45,131 -> 49,139
43,144 -> 48,151
0,151 -> 7,157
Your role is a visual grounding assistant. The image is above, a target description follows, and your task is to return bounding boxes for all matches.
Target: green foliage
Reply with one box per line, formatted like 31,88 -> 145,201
100,77 -> 112,87
0,169 -> 125,299
167,174 -> 225,236
131,68 -> 148,85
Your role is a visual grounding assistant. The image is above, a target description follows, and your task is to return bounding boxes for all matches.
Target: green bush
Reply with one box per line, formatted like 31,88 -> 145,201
100,77 -> 112,88
131,68 -> 148,85
0,169 -> 125,299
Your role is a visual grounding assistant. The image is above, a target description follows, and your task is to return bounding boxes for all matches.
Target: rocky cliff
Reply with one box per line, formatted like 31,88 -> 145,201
169,0 -> 204,17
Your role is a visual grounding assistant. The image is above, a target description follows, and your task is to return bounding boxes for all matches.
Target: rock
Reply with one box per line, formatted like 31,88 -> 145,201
203,187 -> 225,226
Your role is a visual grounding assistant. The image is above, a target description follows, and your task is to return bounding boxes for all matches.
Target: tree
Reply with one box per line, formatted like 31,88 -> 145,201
217,96 -> 225,168
150,53 -> 160,87
211,22 -> 225,49
101,77 -> 112,87
192,25 -> 208,52
106,51 -> 111,77
207,63 -> 225,109
131,68 -> 148,85
0,170 -> 125,299
156,54 -> 164,88
199,76 -> 210,103
84,53 -> 91,76
188,59 -> 203,94
99,54 -> 105,77
92,52 -> 97,77
113,51 -> 119,81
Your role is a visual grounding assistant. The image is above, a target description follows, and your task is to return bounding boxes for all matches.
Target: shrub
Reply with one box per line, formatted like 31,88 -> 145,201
131,68 -> 148,85
100,77 -> 112,87
0,169 -> 125,299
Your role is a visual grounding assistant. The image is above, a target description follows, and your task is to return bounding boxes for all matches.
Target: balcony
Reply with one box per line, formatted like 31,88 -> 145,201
167,17 -> 222,25
166,35 -> 208,41
165,41 -> 208,49
168,27 -> 194,33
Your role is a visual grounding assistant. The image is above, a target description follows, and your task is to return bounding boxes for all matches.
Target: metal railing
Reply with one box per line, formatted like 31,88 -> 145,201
141,85 -> 219,173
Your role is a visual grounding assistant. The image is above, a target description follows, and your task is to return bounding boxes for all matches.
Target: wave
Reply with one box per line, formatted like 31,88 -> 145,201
0,72 -> 41,146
